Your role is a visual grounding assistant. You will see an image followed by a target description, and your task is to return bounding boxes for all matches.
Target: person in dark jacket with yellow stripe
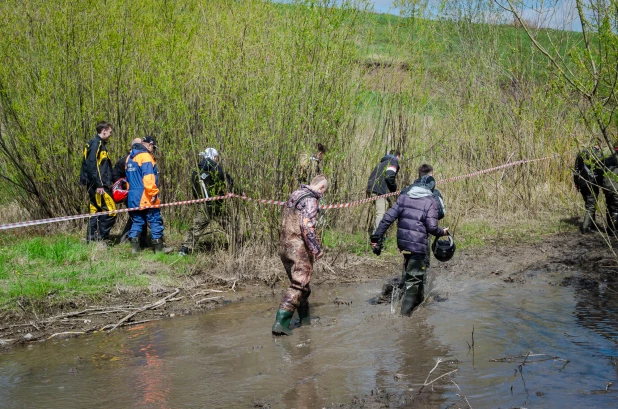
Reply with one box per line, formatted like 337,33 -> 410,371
126,136 -> 164,253
79,121 -> 117,243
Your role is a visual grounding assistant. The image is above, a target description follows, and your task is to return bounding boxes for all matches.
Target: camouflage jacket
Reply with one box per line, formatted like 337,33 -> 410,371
280,185 -> 323,256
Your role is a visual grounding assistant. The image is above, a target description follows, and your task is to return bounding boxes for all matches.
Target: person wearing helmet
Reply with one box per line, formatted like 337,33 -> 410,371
178,148 -> 238,256
370,163 -> 449,316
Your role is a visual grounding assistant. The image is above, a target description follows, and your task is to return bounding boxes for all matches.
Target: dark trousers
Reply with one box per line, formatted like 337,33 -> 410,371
602,176 -> 618,231
579,182 -> 599,216
86,186 -> 117,242
400,254 -> 427,316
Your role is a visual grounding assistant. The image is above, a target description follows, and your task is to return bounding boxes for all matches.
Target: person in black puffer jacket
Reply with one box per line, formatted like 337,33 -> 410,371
371,163 -> 449,316
401,164 -> 446,267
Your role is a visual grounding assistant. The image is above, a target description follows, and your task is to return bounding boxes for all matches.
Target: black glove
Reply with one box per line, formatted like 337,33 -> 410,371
370,235 -> 382,256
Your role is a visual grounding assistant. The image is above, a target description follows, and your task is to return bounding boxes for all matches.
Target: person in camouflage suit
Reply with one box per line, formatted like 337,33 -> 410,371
272,175 -> 328,336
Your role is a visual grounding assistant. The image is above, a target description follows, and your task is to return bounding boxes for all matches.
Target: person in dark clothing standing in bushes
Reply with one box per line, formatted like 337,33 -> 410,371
366,150 -> 400,232
371,164 -> 449,316
272,175 -> 328,336
602,144 -> 618,234
179,148 -> 237,256
574,144 -> 603,233
298,143 -> 327,184
79,121 -> 117,243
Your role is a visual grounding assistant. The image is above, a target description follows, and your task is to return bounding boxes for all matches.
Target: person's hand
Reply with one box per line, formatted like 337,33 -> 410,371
96,187 -> 105,195
442,228 -> 450,236
315,250 -> 324,260
151,195 -> 157,203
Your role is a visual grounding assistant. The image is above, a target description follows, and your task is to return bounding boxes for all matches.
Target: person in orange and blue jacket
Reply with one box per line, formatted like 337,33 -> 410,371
79,121 -> 117,243
126,136 -> 164,253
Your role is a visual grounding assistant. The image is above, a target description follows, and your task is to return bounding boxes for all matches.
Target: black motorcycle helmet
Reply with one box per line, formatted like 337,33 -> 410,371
432,235 -> 456,262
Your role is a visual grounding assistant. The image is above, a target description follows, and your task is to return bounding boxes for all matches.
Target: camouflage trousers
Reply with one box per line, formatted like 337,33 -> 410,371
278,239 -> 314,313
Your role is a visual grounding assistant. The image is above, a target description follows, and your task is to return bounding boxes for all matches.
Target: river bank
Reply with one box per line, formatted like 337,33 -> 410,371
1,228 -> 614,352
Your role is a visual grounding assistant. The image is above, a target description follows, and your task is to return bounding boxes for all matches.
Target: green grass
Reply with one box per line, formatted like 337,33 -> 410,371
0,234 -> 196,310
0,210 -> 579,312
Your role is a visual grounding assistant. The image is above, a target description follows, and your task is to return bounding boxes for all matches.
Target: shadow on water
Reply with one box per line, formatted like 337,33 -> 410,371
0,267 -> 617,408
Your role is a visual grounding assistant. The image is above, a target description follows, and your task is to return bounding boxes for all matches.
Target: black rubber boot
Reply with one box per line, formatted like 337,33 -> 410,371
581,213 -> 594,234
153,238 -> 164,253
130,237 -> 141,254
400,257 -> 426,316
400,285 -> 419,316
272,309 -> 294,336
298,303 -> 311,326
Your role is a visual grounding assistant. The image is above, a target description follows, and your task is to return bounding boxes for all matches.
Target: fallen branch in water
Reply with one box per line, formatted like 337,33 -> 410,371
99,319 -> 160,331
196,296 -> 223,305
489,353 -> 558,362
451,379 -> 473,409
417,358 -> 459,395
106,288 -> 180,333
47,331 -> 85,340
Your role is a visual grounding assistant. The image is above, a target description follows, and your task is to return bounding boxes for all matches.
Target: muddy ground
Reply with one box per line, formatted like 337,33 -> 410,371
1,231 -> 615,360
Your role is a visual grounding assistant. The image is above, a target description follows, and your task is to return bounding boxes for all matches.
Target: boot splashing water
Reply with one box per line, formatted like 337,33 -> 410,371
272,309 -> 294,336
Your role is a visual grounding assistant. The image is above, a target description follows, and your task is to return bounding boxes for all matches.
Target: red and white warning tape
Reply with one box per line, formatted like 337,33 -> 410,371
0,156 -> 553,231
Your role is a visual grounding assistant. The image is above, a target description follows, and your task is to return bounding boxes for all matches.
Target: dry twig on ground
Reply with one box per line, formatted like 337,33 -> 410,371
106,288 -> 180,333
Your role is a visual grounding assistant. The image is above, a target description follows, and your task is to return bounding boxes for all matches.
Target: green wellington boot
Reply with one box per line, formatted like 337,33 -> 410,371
130,237 -> 141,254
272,309 -> 294,336
298,303 -> 311,326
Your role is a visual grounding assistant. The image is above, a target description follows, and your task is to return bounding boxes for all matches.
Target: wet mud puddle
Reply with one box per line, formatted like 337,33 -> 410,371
0,269 -> 617,408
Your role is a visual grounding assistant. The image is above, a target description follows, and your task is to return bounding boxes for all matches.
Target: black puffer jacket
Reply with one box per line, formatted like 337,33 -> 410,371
401,176 -> 446,220
372,183 -> 445,254
366,154 -> 399,195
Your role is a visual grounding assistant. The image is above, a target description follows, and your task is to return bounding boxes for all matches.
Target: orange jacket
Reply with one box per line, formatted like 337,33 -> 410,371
126,144 -> 160,208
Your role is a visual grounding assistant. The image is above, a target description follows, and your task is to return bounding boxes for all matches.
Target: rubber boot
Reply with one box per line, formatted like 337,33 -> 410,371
153,238 -> 164,253
400,284 -> 419,317
581,213 -> 594,234
298,303 -> 311,326
130,237 -> 141,254
272,309 -> 294,336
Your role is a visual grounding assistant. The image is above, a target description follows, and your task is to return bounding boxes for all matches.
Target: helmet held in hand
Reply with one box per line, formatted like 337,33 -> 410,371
432,235 -> 456,262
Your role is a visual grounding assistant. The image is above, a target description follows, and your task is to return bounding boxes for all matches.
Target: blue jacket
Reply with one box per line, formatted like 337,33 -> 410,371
126,143 -> 160,208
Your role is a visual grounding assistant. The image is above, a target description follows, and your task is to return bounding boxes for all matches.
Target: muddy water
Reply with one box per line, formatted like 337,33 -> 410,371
0,269 -> 617,409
